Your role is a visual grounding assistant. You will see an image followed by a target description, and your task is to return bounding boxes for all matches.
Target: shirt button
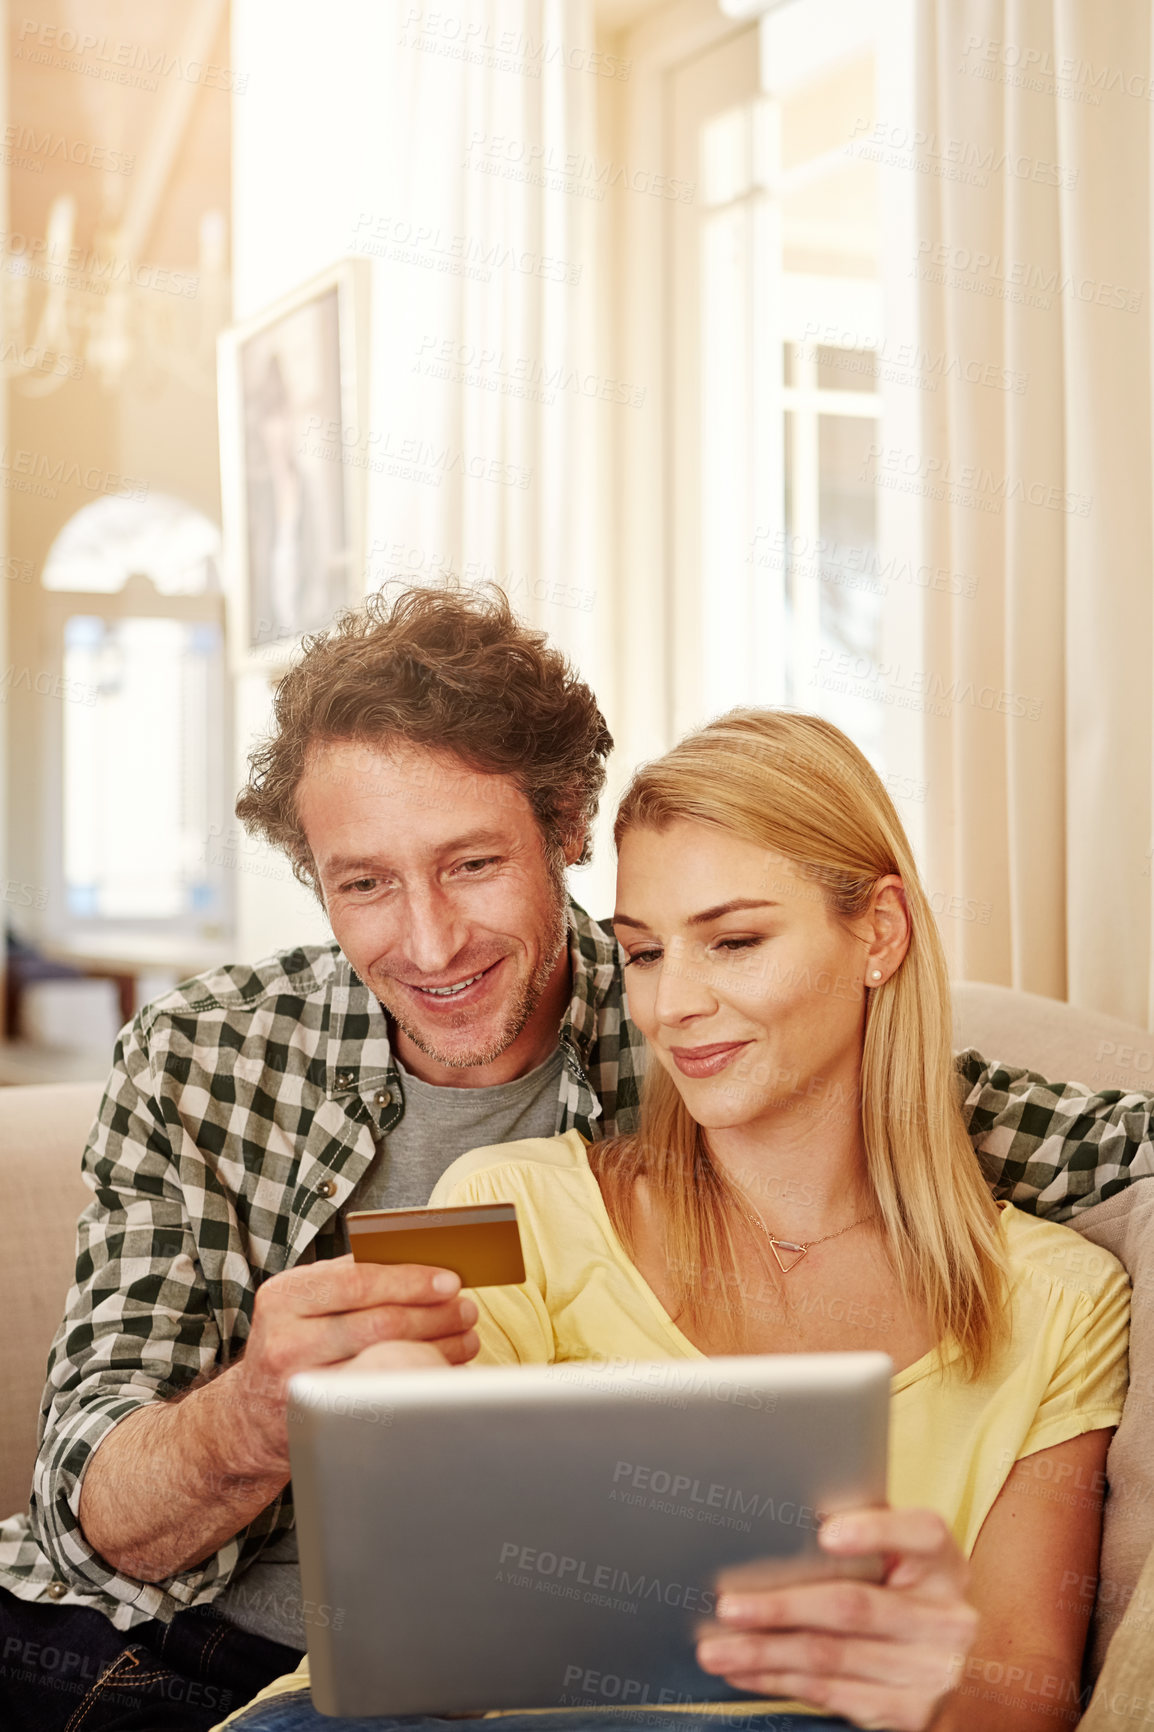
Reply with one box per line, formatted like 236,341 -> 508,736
315,1178 -> 337,1200
46,1581 -> 68,1600
335,1070 -> 355,1090
375,1089 -> 392,1109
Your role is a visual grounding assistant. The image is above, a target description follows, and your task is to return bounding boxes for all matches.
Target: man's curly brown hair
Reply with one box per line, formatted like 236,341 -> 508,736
235,584 -> 614,892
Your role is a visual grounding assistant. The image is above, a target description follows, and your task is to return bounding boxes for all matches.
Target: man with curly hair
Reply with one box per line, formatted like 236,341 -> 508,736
0,585 -> 640,1730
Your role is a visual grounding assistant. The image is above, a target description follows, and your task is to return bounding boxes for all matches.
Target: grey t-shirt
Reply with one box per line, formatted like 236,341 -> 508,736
218,1045 -> 564,1649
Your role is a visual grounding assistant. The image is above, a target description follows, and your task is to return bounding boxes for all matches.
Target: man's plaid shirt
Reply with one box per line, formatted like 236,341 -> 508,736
1,903 -> 1153,1632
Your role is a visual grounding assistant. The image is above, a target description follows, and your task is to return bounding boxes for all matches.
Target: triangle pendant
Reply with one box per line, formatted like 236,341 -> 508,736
767,1237 -> 808,1274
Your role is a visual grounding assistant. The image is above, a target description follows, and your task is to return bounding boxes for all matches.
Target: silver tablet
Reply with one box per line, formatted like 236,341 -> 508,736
287,1352 -> 891,1718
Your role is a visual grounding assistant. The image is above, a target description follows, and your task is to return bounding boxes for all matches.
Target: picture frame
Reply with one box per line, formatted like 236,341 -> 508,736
218,257 -> 371,675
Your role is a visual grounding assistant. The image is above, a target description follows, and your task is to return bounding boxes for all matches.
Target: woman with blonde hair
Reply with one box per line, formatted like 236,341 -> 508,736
224,709 -> 1128,1732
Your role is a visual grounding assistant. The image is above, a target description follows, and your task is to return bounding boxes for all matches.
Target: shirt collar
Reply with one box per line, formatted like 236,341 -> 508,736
560,899 -> 622,1067
324,900 -> 618,1101
324,950 -> 393,1099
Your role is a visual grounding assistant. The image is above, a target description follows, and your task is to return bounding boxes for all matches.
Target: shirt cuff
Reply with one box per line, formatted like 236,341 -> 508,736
34,1385 -> 244,1618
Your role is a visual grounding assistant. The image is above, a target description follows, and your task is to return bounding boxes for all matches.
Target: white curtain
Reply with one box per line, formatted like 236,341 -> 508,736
916,0 -> 1154,1025
369,0 -> 609,702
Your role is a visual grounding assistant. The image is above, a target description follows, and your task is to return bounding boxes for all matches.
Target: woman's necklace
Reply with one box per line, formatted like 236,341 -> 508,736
735,1194 -> 876,1274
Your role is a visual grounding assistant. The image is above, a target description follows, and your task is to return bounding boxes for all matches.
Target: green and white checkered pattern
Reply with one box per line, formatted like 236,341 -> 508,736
956,1049 -> 1154,1216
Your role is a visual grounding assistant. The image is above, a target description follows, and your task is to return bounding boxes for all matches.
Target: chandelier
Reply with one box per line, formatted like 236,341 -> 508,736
1,194 -> 230,397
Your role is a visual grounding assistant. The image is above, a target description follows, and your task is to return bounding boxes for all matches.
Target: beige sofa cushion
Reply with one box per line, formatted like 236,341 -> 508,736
952,979 -> 1154,1094
0,1082 -> 101,1521
1068,1187 -> 1154,1676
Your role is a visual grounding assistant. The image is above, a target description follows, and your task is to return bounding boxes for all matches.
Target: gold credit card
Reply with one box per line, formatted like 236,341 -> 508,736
347,1202 -> 526,1288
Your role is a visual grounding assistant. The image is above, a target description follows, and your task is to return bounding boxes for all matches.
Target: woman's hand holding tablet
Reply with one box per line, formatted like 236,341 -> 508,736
697,1505 -> 976,1731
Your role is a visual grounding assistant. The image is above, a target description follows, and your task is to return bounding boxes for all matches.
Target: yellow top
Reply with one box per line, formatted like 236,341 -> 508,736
216,1130 -> 1129,1730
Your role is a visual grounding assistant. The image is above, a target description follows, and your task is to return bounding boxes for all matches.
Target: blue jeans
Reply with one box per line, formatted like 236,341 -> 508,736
227,1704 -> 858,1732
0,1586 -> 304,1731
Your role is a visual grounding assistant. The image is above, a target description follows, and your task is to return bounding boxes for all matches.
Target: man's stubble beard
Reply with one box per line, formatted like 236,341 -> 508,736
374,863 -> 570,1070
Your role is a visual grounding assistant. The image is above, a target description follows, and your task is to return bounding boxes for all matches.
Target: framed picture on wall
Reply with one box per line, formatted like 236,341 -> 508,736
218,257 -> 370,674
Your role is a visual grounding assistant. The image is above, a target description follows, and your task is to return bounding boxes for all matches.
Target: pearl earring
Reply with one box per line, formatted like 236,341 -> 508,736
871,969 -> 883,982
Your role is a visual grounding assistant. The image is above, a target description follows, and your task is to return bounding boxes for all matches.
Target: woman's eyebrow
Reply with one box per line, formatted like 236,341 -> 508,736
613,898 -> 779,931
686,897 -> 779,925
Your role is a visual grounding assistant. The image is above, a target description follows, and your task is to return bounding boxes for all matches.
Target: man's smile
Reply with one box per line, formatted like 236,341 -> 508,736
388,957 -> 506,1009
418,972 -> 486,998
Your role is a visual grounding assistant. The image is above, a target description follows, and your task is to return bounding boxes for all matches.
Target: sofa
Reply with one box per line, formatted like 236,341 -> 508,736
0,1078 -> 101,1522
1,983 -> 1151,1718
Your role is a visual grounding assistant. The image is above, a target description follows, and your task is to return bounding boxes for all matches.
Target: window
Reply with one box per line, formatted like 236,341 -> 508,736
666,3 -> 911,788
40,495 -> 230,936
